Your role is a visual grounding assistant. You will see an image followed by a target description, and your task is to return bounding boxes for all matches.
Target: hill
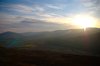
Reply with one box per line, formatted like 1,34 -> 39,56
0,28 -> 100,56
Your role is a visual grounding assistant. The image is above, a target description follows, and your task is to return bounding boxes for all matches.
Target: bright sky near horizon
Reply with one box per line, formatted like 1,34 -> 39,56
0,0 -> 100,32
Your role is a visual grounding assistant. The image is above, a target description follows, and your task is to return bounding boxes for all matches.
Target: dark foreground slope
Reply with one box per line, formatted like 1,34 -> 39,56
0,47 -> 100,66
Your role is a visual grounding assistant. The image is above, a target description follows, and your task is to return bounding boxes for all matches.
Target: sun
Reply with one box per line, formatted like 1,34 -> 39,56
72,15 -> 96,30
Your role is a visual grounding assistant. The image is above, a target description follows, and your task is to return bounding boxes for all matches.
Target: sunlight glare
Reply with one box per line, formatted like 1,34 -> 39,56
72,15 -> 96,30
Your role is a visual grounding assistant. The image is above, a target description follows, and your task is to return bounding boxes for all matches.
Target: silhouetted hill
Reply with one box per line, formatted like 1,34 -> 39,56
0,31 -> 23,47
0,31 -> 22,39
0,28 -> 100,56
0,28 -> 100,66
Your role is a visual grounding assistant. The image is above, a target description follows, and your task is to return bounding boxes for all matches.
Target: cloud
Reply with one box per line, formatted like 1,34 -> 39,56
81,0 -> 100,18
2,0 -> 98,32
11,4 -> 34,13
42,15 -> 72,24
0,11 -> 76,33
92,0 -> 100,18
80,0 -> 100,28
33,5 -> 45,12
0,3 -> 66,18
0,4 -> 46,14
0,13 -> 24,24
0,4 -> 34,13
0,15 -> 74,33
46,4 -> 63,9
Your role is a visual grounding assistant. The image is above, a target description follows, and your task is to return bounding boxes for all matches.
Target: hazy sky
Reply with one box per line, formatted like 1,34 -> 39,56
0,0 -> 100,32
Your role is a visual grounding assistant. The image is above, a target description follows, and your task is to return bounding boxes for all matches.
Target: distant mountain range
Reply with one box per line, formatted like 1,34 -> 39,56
0,28 -> 100,56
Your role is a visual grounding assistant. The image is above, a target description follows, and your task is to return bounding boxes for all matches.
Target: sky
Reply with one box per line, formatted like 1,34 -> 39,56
0,0 -> 100,33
